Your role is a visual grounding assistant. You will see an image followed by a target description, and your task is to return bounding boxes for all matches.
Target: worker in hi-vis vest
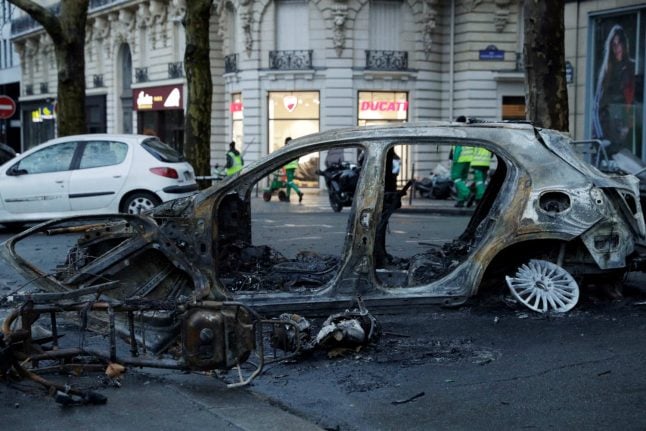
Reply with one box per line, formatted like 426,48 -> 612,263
283,137 -> 304,203
450,145 -> 473,208
225,141 -> 244,176
470,147 -> 492,204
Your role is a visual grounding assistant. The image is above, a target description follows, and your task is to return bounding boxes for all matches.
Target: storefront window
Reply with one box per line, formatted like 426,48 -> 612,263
134,85 -> 185,154
590,11 -> 644,159
358,91 -> 409,185
268,91 -> 320,187
502,96 -> 525,120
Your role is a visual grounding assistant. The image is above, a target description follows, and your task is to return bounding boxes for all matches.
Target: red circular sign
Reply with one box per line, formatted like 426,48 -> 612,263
0,95 -> 16,119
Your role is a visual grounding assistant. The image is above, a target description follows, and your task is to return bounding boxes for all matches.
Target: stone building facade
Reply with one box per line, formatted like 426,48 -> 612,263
9,0 -> 646,187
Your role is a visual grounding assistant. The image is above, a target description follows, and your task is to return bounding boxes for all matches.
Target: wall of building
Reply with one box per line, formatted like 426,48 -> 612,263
12,0 -> 644,181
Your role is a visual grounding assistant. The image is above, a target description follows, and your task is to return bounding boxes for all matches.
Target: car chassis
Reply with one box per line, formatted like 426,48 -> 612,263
2,122 -> 646,389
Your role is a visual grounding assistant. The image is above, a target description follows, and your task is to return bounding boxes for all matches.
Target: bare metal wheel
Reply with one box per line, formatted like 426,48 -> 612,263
505,259 -> 579,313
122,192 -> 161,215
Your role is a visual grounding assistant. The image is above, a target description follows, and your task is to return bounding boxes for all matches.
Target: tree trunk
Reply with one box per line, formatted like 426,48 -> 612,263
183,0 -> 213,186
8,0 -> 88,137
523,0 -> 569,132
56,0 -> 88,136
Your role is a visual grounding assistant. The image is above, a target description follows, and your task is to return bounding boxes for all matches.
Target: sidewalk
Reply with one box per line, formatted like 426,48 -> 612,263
252,189 -> 474,216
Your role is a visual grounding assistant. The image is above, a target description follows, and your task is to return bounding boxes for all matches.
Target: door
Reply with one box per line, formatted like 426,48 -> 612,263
69,140 -> 130,211
0,141 -> 77,215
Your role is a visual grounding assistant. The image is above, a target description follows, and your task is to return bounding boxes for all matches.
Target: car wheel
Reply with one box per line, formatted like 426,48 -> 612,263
263,191 -> 272,202
122,192 -> 162,215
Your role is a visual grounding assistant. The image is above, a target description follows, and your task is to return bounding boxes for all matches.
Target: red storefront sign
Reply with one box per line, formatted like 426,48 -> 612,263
133,85 -> 183,111
360,100 -> 408,112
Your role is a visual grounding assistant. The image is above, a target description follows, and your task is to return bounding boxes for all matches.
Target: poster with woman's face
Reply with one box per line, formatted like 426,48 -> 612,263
591,13 -> 639,154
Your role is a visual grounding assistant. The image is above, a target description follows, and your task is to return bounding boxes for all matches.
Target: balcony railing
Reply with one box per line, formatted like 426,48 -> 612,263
365,50 -> 408,71
135,67 -> 148,83
168,62 -> 183,79
269,50 -> 313,71
224,54 -> 238,74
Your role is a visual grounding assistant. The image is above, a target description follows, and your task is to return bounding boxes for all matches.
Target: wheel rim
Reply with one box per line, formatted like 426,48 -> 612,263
505,259 -> 579,313
127,196 -> 156,214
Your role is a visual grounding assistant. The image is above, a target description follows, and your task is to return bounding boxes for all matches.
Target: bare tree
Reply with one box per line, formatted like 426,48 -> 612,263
183,0 -> 213,185
8,0 -> 88,137
523,0 -> 569,132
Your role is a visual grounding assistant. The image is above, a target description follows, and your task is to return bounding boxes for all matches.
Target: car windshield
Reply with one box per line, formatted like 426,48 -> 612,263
141,138 -> 185,163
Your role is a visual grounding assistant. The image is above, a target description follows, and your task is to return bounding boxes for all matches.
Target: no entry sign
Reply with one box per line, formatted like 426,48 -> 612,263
0,95 -> 16,119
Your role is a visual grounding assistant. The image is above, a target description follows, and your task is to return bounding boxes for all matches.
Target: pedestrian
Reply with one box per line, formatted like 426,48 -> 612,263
283,137 -> 304,203
470,146 -> 492,205
225,141 -> 243,176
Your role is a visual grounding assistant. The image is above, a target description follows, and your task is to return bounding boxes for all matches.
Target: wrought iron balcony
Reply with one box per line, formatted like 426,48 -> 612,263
93,74 -> 104,88
269,50 -> 313,70
365,50 -> 408,71
40,82 -> 48,94
168,62 -> 183,79
25,84 -> 33,96
135,67 -> 148,83
224,54 -> 238,74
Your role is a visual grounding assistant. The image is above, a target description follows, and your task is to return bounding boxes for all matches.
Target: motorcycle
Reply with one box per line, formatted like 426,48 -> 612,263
316,161 -> 360,212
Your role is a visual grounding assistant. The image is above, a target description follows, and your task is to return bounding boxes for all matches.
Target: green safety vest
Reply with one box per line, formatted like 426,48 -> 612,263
226,151 -> 243,175
471,147 -> 492,167
456,146 -> 474,163
284,159 -> 299,170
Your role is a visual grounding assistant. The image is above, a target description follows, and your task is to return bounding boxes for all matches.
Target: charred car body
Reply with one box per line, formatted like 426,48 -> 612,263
1,122 -> 645,388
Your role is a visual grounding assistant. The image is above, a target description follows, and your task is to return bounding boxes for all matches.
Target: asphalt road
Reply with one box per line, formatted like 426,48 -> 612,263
1,203 -> 646,430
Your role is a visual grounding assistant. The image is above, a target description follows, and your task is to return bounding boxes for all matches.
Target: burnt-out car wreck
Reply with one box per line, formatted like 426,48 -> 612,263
2,122 -> 646,392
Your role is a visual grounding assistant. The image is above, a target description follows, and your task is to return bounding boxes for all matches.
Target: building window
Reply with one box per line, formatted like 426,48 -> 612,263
502,96 -> 525,120
590,10 -> 645,159
268,91 -> 320,187
276,0 -> 308,50
369,0 -> 402,51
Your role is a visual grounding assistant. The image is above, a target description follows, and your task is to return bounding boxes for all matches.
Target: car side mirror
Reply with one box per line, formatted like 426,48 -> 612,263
7,165 -> 27,176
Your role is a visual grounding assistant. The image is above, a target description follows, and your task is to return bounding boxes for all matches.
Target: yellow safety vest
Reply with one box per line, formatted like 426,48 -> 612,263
471,147 -> 492,167
456,146 -> 474,163
284,159 -> 299,170
226,151 -> 243,175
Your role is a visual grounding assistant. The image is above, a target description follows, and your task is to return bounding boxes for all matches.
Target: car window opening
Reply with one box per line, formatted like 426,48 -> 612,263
213,142 -> 506,293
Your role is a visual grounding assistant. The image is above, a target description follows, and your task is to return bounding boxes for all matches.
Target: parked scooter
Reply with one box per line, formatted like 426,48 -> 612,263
415,173 -> 453,200
316,161 -> 360,212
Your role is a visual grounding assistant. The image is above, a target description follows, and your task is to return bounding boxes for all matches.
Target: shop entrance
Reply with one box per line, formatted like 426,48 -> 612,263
268,91 -> 320,187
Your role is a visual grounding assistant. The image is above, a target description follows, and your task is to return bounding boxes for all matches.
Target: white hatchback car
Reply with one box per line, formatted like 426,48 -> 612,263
0,134 -> 197,226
